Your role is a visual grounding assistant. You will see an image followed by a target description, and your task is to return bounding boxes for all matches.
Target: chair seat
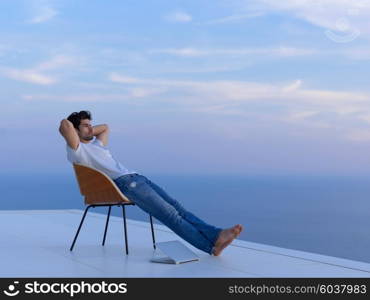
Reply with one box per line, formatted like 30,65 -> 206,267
70,163 -> 156,255
85,201 -> 135,206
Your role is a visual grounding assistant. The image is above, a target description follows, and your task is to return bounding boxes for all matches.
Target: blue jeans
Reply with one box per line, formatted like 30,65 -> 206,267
113,173 -> 223,255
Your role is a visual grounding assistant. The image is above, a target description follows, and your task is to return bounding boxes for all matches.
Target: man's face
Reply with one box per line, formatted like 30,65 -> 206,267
77,119 -> 94,141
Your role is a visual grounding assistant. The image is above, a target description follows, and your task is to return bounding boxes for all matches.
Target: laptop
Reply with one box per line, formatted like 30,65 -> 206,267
150,240 -> 200,264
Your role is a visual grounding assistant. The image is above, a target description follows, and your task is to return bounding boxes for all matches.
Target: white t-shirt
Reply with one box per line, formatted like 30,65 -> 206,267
66,138 -> 137,179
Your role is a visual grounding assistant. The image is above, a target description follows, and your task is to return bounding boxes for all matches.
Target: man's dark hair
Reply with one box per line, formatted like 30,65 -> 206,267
67,110 -> 92,130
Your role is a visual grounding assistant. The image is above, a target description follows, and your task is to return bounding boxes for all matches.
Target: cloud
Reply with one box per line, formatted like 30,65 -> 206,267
21,87 -> 167,102
2,69 -> 55,85
282,79 -> 302,92
22,94 -> 121,102
163,11 -> 192,23
150,48 -> 207,57
35,55 -> 75,71
148,46 -> 370,65
245,0 -> 370,36
202,12 -> 264,25
28,3 -> 58,24
108,73 -> 368,106
109,73 -> 142,84
284,110 -> 320,121
280,110 -> 333,129
107,73 -> 370,136
146,64 -> 249,74
22,94 -> 120,102
341,47 -> 370,60
109,74 -> 369,120
129,87 -> 167,98
149,46 -> 317,57
346,129 -> 370,142
1,55 -> 75,85
357,114 -> 370,124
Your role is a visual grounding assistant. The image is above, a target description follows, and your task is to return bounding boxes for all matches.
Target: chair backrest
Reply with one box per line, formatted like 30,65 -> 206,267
72,163 -> 132,205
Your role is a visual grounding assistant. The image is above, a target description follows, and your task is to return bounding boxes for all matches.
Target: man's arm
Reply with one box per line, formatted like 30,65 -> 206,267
93,124 -> 109,146
59,119 -> 79,150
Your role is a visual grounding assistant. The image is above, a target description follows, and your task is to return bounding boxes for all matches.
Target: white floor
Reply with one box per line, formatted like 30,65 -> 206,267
1,209 -> 370,277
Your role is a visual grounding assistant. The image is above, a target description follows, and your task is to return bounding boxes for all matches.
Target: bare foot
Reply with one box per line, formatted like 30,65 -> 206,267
212,224 -> 244,256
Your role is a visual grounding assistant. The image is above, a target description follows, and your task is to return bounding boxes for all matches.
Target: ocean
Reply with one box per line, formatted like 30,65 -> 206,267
1,172 -> 369,263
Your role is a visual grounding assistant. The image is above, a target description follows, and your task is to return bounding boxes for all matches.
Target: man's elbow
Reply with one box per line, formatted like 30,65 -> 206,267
58,121 -> 64,133
58,125 -> 65,136
59,119 -> 71,134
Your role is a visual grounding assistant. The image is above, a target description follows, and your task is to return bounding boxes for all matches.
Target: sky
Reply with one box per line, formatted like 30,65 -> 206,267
1,0 -> 370,175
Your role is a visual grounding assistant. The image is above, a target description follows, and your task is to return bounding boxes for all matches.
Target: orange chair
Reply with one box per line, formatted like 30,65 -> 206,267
70,163 -> 156,254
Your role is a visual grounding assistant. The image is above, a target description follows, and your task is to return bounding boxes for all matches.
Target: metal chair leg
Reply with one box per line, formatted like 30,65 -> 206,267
70,203 -> 153,255
102,205 -> 112,246
149,214 -> 156,249
121,205 -> 129,255
70,205 -> 92,251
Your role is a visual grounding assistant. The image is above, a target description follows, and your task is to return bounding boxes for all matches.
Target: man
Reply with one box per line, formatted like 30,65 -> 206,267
59,110 -> 243,256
